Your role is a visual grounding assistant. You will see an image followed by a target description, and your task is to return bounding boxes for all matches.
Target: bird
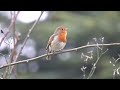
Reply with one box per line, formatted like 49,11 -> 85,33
46,26 -> 68,60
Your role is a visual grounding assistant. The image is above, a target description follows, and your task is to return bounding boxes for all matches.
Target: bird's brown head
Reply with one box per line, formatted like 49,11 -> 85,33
54,26 -> 68,35
54,26 -> 68,42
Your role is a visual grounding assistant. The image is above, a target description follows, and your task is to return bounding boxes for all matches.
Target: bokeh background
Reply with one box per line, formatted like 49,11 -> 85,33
0,11 -> 120,79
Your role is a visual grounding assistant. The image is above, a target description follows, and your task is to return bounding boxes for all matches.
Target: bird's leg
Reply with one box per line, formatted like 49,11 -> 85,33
56,49 -> 63,55
51,50 -> 55,57
47,49 -> 50,57
52,50 -> 55,54
52,50 -> 56,59
60,49 -> 63,55
46,49 -> 51,60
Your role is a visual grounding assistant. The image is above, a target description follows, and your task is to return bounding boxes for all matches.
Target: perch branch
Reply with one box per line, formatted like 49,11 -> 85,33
0,43 -> 120,69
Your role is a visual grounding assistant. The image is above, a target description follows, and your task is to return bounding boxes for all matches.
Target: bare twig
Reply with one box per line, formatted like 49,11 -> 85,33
15,11 -> 43,61
81,66 -> 87,79
13,11 -> 16,51
0,43 -> 120,69
2,11 -> 20,79
0,11 -> 20,46
110,55 -> 120,79
86,37 -> 106,79
87,49 -> 108,79
8,11 -> 44,74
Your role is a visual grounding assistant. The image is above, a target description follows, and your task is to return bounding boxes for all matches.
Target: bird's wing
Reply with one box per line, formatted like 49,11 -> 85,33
46,34 -> 55,50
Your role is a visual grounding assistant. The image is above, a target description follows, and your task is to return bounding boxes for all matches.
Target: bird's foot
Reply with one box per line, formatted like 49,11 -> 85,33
57,49 -> 63,55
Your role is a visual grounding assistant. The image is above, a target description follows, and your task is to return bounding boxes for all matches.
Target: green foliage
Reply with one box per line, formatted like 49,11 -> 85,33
1,11 -> 120,79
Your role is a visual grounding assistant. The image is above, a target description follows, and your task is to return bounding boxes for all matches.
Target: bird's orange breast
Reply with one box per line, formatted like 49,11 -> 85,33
58,32 -> 67,42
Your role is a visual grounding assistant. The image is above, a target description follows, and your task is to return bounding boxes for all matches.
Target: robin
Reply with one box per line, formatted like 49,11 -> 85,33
46,26 -> 68,60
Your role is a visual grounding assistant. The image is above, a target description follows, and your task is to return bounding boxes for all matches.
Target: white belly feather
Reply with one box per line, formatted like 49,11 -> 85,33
50,36 -> 66,52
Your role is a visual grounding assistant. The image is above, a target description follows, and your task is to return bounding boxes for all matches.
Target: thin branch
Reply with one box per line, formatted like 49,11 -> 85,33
117,67 -> 120,74
0,11 -> 20,46
87,49 -> 108,79
9,11 -> 17,63
2,11 -> 20,79
15,11 -> 43,61
81,66 -> 87,79
0,43 -> 120,69
8,11 -> 44,74
13,11 -> 16,50
111,55 -> 120,79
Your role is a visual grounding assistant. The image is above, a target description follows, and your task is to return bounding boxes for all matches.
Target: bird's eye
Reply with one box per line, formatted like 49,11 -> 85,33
61,28 -> 63,30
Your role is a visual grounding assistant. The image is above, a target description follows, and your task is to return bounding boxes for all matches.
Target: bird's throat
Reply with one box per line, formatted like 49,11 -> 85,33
58,32 -> 67,42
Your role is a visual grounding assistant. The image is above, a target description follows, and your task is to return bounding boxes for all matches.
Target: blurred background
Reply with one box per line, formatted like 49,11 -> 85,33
0,11 -> 120,79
